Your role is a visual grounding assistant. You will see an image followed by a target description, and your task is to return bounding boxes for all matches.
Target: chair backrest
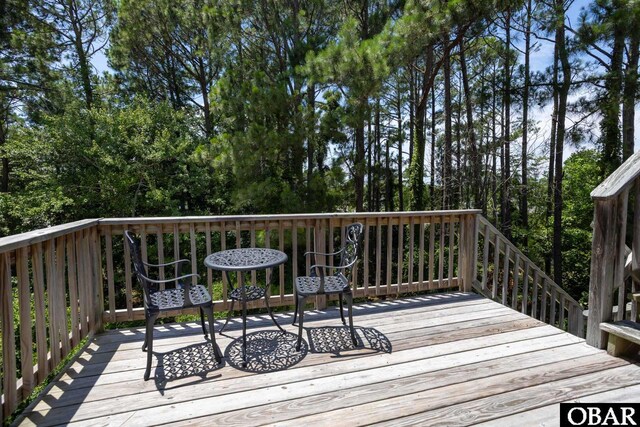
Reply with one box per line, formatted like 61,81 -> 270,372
339,223 -> 364,276
124,230 -> 155,306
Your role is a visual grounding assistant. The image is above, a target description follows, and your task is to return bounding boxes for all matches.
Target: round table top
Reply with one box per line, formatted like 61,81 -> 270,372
204,248 -> 288,271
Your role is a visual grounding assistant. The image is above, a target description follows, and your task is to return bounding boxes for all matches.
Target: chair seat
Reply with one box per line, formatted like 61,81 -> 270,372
229,285 -> 266,301
295,276 -> 349,296
149,284 -> 212,311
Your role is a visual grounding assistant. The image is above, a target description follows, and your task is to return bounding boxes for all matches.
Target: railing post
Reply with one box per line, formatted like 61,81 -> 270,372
314,219 -> 327,310
460,213 -> 478,293
92,226 -> 105,333
586,193 -> 628,348
632,178 -> 640,321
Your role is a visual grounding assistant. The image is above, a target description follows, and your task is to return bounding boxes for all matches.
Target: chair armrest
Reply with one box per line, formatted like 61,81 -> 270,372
141,272 -> 200,285
310,263 -> 347,272
303,248 -> 344,258
143,259 -> 190,268
310,258 -> 358,279
311,258 -> 357,272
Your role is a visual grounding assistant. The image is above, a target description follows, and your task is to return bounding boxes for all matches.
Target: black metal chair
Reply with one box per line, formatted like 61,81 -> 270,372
124,230 -> 222,380
293,223 -> 364,351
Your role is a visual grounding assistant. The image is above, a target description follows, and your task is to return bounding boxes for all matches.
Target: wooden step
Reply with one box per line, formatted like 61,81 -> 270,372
600,320 -> 640,357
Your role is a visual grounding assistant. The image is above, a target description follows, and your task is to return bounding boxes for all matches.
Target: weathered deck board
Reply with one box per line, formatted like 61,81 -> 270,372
13,293 -> 640,427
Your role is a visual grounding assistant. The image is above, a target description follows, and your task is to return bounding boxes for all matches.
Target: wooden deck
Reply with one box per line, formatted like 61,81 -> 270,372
13,292 -> 640,426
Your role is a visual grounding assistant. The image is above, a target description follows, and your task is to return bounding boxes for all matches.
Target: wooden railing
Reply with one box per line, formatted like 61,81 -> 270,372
2,207 -> 595,422
98,211 -> 479,322
0,210 -> 479,421
0,220 -> 103,422
474,217 -> 584,337
586,149 -> 640,348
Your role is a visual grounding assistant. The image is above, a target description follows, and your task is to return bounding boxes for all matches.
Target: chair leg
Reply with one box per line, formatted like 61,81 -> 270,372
296,294 -> 306,351
200,307 -> 207,339
339,295 -> 346,325
204,304 -> 222,364
142,308 -> 149,351
292,286 -> 298,325
219,299 -> 235,334
144,312 -> 159,381
241,298 -> 248,366
345,292 -> 357,347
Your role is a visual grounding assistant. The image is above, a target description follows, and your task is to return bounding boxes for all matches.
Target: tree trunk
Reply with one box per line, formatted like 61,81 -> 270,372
443,44 -> 452,209
64,0 -> 94,109
409,66 -> 415,170
502,9 -> 512,240
355,118 -> 366,212
375,99 -> 382,211
396,83 -> 404,211
368,113 -> 373,210
385,108 -> 394,212
492,67 -> 498,222
307,84 -> 315,187
459,37 -> 480,208
409,47 -> 434,211
623,32 -> 639,161
521,0 -> 532,250
553,0 -> 571,288
430,88 -> 436,210
0,116 -> 8,192
601,6 -> 624,176
545,47 -> 558,276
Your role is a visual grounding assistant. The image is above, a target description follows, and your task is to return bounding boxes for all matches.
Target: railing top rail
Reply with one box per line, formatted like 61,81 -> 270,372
591,149 -> 640,200
0,219 -> 101,254
98,210 -> 482,225
478,216 -> 582,307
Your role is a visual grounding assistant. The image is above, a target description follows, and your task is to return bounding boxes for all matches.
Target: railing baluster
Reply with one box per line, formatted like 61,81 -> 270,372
44,239 -> 60,367
279,220 -> 285,300
66,234 -> 79,347
502,244 -> 510,306
375,217 -> 381,294
481,222 -> 490,291
291,220 -> 298,300
492,234 -> 499,300
1,252 -> 17,418
105,227 -> 116,322
418,217 -> 425,290
428,217 -> 435,290
512,253 -> 520,310
541,279 -> 549,323
550,287 -> 557,327
409,216 -> 415,292
123,225 -> 133,318
364,220 -> 370,294
521,261 -> 530,315
559,294 -> 566,329
397,218 -> 404,295
531,269 -> 539,319
438,216 -> 445,288
32,242 -> 48,382
17,247 -> 34,398
448,216 -> 454,288
386,216 -> 392,294
205,222 -> 213,292
190,223 -> 198,286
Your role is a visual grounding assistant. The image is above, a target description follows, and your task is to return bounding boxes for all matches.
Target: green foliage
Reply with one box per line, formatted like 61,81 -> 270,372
560,149 -> 602,300
1,94 -> 231,233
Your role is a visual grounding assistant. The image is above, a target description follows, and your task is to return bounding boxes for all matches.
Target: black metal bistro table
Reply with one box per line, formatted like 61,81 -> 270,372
204,248 -> 287,364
